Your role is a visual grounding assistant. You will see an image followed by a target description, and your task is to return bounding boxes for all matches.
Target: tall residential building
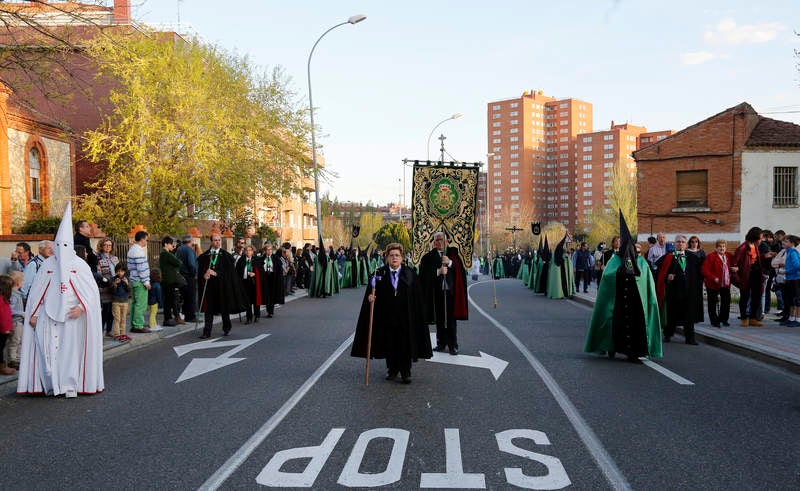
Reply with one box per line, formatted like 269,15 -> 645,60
486,90 -> 673,236
486,91 -> 592,230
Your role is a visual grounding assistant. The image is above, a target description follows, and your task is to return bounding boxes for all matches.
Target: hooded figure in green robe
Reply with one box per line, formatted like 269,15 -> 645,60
535,236 -> 550,294
584,212 -> 662,362
492,252 -> 505,279
547,234 -> 575,299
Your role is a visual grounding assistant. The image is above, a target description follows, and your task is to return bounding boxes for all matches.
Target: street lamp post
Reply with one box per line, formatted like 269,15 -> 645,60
426,113 -> 462,161
307,14 -> 367,245
485,152 -> 495,256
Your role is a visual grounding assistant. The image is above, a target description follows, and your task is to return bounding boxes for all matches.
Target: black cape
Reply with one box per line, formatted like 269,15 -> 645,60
351,265 -> 433,360
197,249 -> 247,314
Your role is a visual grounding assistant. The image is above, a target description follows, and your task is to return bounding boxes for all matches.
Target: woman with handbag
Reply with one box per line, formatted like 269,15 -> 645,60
96,238 -> 119,337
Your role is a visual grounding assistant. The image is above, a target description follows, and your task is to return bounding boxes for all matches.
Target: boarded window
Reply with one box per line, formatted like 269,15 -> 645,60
773,166 -> 798,207
676,170 -> 707,208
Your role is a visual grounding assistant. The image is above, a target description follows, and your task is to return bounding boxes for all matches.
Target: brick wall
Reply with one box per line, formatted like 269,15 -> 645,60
635,103 -> 760,238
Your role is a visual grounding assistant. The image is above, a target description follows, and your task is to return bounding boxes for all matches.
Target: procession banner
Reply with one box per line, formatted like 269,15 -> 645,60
411,161 -> 479,268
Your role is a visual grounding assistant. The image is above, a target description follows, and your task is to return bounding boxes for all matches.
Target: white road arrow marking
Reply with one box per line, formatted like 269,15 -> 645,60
173,334 -> 270,383
425,333 -> 508,380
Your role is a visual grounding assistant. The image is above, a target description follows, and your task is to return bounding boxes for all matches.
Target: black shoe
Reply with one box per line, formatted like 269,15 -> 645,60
686,340 -> 699,345
199,334 -> 210,339
627,356 -> 643,364
711,323 -> 721,328
267,313 -> 273,318
244,319 -> 252,325
433,345 -> 446,352
584,289 -> 589,293
223,331 -> 230,336
449,347 -> 458,355
721,321 -> 730,327
385,371 -> 398,381
401,374 -> 412,384
163,320 -> 178,327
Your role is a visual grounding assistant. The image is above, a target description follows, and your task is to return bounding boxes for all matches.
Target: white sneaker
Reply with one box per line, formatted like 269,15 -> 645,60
149,325 -> 164,332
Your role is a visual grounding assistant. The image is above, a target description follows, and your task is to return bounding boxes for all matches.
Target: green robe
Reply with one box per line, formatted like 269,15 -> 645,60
527,255 -> 538,289
358,257 -> 369,286
340,261 -> 353,288
517,262 -> 530,281
310,256 -> 339,297
547,253 -> 575,299
584,255 -> 662,358
492,257 -> 505,279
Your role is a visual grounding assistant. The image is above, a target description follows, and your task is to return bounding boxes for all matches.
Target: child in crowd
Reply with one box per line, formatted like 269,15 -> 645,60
0,275 -> 16,375
111,263 -> 131,341
147,268 -> 163,332
6,271 -> 24,369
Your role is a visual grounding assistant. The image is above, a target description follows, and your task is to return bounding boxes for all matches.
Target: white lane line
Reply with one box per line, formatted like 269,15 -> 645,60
199,333 -> 355,491
468,285 -> 632,491
639,358 -> 695,385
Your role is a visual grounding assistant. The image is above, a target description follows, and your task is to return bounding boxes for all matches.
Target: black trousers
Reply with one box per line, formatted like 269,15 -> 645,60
707,286 -> 730,325
181,274 -> 197,321
434,290 -> 457,349
101,302 -> 113,333
203,312 -> 231,336
386,355 -> 411,377
575,269 -> 591,291
163,283 -> 177,322
739,272 -> 763,320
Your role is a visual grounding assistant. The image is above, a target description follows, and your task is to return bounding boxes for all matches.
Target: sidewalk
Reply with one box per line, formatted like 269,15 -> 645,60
0,289 -> 307,393
572,285 -> 800,374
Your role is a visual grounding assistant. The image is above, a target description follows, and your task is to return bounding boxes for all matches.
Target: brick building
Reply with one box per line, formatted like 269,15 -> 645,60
574,123 -> 673,230
0,0 -> 138,198
0,82 -> 73,233
486,91 -> 592,229
635,102 -> 800,243
0,1 -> 318,243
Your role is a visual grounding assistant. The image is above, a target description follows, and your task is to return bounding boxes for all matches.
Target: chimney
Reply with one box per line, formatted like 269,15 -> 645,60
113,0 -> 131,25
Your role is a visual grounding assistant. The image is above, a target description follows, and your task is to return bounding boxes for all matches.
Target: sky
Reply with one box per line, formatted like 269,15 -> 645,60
133,0 -> 800,206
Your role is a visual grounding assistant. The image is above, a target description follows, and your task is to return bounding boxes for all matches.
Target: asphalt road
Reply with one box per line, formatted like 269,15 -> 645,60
2,278 -> 799,490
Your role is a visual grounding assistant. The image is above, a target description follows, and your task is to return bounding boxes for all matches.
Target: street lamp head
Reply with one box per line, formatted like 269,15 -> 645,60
348,14 -> 367,24
451,113 -> 463,120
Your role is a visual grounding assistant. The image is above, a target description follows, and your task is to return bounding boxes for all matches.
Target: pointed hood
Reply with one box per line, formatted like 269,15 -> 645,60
542,236 -> 551,262
536,237 -> 543,258
553,234 -> 567,267
46,201 -> 78,322
618,210 -> 641,276
317,238 -> 328,267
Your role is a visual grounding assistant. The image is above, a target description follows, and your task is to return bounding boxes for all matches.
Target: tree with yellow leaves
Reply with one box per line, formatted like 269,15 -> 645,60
79,31 -> 310,235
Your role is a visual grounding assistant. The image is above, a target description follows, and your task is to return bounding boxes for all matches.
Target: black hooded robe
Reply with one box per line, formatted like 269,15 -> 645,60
351,265 -> 432,376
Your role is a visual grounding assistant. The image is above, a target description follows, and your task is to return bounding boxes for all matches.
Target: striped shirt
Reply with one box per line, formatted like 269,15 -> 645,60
127,243 -> 151,286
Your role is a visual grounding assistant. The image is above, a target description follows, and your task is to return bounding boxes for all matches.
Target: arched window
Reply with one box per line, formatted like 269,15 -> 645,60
29,146 -> 41,203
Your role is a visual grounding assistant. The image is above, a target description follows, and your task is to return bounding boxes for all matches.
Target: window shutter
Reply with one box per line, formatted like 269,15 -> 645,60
676,170 -> 708,207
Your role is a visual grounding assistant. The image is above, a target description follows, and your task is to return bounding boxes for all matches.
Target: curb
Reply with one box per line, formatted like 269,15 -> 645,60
571,292 -> 799,374
0,290 -> 307,395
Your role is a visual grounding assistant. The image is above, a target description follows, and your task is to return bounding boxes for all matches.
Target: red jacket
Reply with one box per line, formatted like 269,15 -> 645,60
701,251 -> 733,290
731,241 -> 761,289
0,297 -> 11,334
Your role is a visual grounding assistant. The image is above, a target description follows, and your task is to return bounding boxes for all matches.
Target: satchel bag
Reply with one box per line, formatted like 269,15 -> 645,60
174,273 -> 188,288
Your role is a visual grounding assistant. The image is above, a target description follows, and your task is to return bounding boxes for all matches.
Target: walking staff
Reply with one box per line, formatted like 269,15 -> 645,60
364,275 -> 377,386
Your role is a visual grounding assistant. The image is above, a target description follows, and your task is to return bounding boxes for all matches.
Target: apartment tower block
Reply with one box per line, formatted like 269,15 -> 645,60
484,90 -> 672,235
